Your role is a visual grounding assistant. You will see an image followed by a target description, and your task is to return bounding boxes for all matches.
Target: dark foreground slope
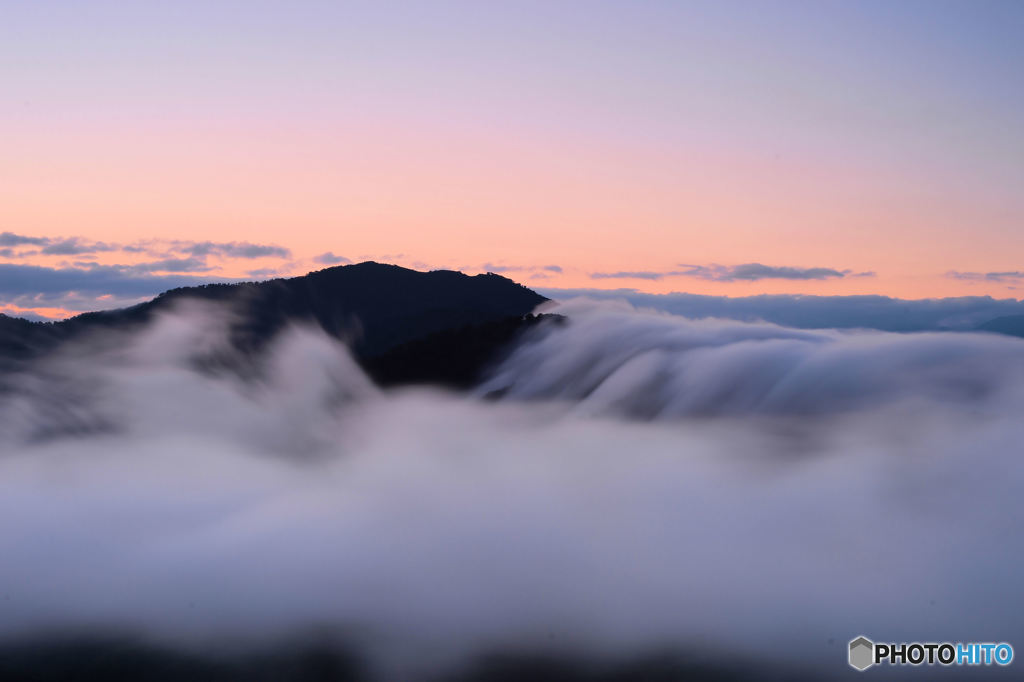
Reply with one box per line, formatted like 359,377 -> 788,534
0,262 -> 549,387
0,636 -> 809,682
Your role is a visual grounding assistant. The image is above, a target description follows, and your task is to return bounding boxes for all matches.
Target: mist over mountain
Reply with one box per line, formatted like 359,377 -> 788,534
2,298 -> 1023,681
3,265 -> 1024,681
482,298 -> 1024,417
6,263 -> 1024,394
0,262 -> 548,387
6,0 -> 1023,676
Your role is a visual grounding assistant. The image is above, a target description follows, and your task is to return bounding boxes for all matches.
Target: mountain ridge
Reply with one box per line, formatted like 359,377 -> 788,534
976,314 -> 1024,338
0,262 -> 551,387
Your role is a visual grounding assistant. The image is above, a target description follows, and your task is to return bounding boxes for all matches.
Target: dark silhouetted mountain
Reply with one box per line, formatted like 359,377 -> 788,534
0,262 -> 550,387
977,314 -> 1024,338
0,313 -> 46,359
363,313 -> 564,389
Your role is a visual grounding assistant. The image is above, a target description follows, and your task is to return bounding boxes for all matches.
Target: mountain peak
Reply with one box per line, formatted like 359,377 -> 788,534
0,263 -> 551,387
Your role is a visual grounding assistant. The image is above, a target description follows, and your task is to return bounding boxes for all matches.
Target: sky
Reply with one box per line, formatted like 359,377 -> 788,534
2,0 -> 1023,318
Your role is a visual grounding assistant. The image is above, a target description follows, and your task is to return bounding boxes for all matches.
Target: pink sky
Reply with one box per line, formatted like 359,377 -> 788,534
2,2 -> 1023,318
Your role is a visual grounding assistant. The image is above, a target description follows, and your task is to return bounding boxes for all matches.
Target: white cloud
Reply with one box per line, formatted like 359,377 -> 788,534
0,302 -> 1022,678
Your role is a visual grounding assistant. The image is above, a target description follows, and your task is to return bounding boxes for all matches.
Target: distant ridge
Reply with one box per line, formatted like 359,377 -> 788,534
976,314 -> 1024,338
0,262 -> 551,387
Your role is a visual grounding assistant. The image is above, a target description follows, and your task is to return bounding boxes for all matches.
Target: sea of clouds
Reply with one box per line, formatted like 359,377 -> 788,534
1,300 -> 1022,679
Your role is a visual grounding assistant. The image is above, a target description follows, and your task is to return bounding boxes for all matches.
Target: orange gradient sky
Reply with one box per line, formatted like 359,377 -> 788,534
2,1 -> 1023,318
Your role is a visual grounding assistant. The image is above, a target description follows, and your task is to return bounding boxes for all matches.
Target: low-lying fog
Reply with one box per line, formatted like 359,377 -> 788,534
1,300 -> 1021,679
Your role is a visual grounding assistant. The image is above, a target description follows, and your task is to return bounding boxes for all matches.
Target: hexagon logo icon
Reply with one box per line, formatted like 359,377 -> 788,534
849,636 -> 875,671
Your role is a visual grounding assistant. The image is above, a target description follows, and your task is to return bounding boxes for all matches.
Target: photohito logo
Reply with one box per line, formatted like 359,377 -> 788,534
848,636 -> 1013,671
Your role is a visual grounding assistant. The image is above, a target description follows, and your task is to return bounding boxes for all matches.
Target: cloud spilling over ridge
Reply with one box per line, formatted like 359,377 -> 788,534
0,303 -> 1022,679
480,299 -> 1024,417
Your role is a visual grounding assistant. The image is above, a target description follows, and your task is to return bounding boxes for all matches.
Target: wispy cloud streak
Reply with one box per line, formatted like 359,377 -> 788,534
590,263 -> 872,282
